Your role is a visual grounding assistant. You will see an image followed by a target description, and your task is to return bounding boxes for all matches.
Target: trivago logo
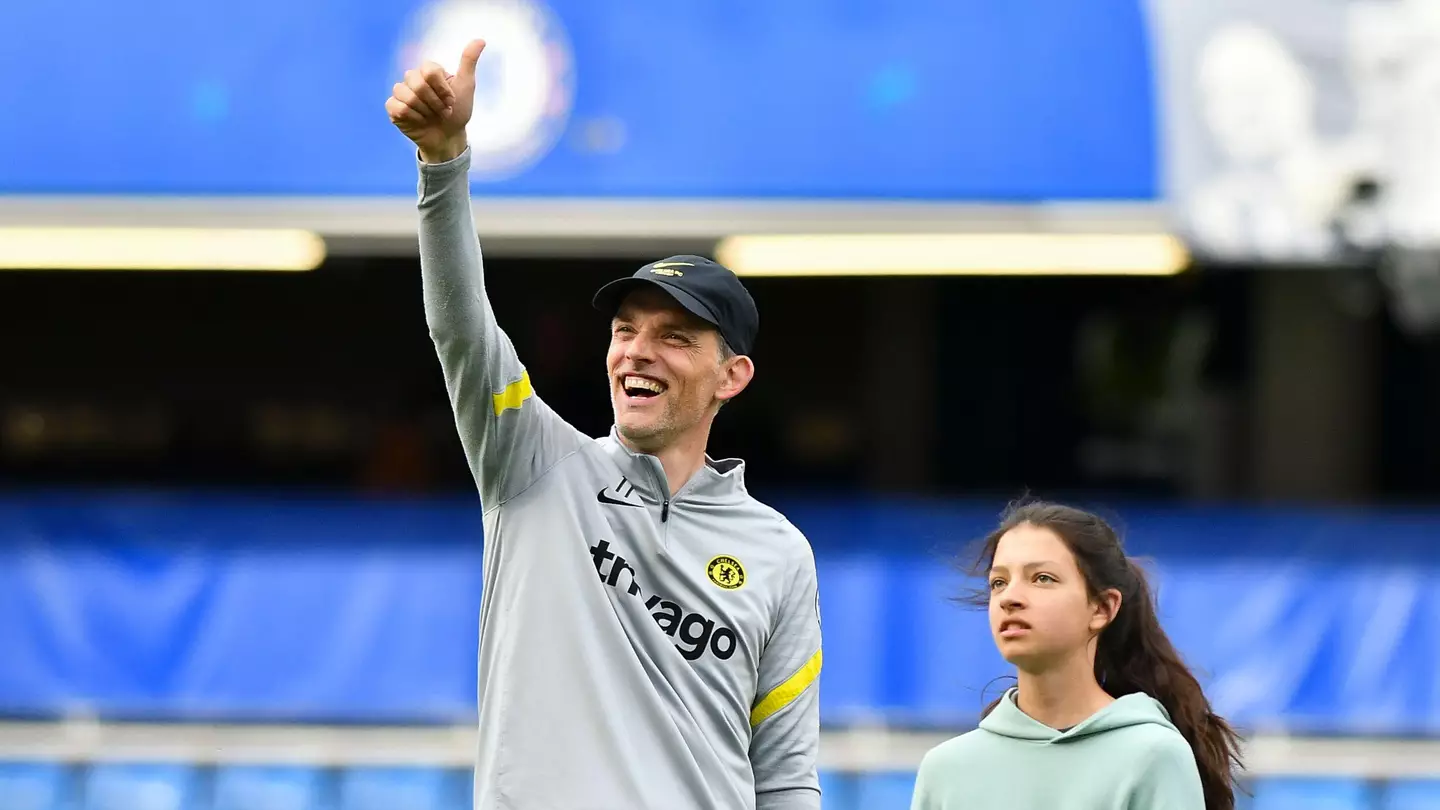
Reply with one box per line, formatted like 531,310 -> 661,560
589,540 -> 739,662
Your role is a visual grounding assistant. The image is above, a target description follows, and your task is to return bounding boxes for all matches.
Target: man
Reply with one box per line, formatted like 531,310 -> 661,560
386,39 -> 823,810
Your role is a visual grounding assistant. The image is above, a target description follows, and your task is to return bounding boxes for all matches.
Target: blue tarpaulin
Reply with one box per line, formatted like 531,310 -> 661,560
0,492 -> 1436,734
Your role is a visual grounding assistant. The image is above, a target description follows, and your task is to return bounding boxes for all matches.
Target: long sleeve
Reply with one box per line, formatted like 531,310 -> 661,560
748,540 -> 823,810
417,148 -> 583,508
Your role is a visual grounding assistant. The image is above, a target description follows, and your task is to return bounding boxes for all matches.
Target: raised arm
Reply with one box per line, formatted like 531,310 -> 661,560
389,40 -> 581,507
749,540 -> 823,810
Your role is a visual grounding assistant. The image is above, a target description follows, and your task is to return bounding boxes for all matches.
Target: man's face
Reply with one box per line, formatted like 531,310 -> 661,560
606,287 -> 751,451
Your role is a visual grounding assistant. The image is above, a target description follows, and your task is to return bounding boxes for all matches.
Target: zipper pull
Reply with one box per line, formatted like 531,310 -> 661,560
661,499 -> 670,522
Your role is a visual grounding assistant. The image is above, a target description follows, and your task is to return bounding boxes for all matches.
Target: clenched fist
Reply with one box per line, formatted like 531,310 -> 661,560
387,38 -> 487,164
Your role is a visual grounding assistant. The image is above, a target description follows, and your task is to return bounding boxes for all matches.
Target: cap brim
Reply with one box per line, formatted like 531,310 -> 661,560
592,277 -> 721,330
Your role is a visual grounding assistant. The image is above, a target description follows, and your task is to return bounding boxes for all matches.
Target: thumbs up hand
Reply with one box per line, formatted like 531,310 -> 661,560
387,39 -> 487,163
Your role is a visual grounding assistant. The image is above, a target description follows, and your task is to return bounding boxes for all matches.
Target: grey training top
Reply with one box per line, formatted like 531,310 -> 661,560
416,149 -> 823,810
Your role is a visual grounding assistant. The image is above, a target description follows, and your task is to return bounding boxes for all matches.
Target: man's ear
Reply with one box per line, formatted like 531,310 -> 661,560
716,355 -> 755,404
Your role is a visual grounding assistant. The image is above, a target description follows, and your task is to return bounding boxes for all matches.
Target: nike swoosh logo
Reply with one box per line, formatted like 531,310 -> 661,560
597,489 -> 642,507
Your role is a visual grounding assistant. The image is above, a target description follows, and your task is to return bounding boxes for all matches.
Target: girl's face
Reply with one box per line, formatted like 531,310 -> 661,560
986,523 -> 1118,670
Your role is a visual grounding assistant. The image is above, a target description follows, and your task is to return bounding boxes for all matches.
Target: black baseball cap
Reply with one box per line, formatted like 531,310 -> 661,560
592,255 -> 759,356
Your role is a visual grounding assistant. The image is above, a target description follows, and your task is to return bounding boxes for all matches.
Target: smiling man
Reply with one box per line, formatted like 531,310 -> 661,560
387,39 -> 823,810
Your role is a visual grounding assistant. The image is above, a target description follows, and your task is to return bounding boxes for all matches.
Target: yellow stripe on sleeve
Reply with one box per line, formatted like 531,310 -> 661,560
750,648 -> 822,728
491,371 -> 534,416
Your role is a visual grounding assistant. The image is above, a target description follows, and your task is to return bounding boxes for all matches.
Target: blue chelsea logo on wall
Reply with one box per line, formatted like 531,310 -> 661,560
397,0 -> 576,181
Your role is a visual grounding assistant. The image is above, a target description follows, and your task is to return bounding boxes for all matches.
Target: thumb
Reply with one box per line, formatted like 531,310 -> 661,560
457,39 -> 486,79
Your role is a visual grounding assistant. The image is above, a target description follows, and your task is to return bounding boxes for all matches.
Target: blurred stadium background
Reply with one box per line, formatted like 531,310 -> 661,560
3,0 -> 1440,809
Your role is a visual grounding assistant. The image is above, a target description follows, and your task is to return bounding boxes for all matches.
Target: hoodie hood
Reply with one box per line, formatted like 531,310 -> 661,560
979,687 -> 1181,744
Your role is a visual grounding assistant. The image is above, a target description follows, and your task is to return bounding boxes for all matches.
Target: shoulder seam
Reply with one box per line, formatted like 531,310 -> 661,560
483,440 -> 589,516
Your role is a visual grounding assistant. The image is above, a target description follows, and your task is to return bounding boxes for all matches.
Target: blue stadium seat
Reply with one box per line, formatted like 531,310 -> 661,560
1380,778 -> 1440,810
213,765 -> 329,810
819,770 -> 855,810
80,763 -> 203,810
1251,776 -> 1372,810
854,772 -> 916,810
0,762 -> 72,810
335,767 -> 465,810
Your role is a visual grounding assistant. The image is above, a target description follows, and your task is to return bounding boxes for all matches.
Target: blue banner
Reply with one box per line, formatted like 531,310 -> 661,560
2,492 -> 1439,734
0,0 -> 1156,200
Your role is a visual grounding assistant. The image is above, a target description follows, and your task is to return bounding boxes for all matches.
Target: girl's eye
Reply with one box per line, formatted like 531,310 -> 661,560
1035,574 -> 1056,584
989,578 -> 1006,590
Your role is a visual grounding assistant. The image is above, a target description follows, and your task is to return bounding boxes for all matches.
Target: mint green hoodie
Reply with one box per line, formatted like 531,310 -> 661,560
910,688 -> 1205,810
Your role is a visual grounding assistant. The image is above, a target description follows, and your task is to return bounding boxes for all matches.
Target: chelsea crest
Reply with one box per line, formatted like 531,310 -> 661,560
706,555 -> 746,591
397,0 -> 575,180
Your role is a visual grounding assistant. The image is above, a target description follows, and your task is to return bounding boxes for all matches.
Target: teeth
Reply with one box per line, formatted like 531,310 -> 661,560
624,376 -> 664,393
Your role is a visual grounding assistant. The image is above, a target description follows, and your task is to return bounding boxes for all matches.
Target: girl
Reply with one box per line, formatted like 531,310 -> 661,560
910,500 -> 1243,810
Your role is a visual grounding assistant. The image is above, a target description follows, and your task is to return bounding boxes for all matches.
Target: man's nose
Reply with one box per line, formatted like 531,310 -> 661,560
624,331 -> 657,361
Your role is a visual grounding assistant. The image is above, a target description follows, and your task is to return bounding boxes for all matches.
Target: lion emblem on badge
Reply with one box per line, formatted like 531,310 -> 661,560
706,555 -> 746,591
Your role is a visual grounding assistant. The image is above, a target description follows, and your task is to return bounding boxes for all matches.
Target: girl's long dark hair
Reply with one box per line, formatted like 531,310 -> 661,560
962,499 -> 1244,810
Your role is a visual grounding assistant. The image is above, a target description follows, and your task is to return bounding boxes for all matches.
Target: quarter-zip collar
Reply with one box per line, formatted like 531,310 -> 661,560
597,426 -> 747,522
